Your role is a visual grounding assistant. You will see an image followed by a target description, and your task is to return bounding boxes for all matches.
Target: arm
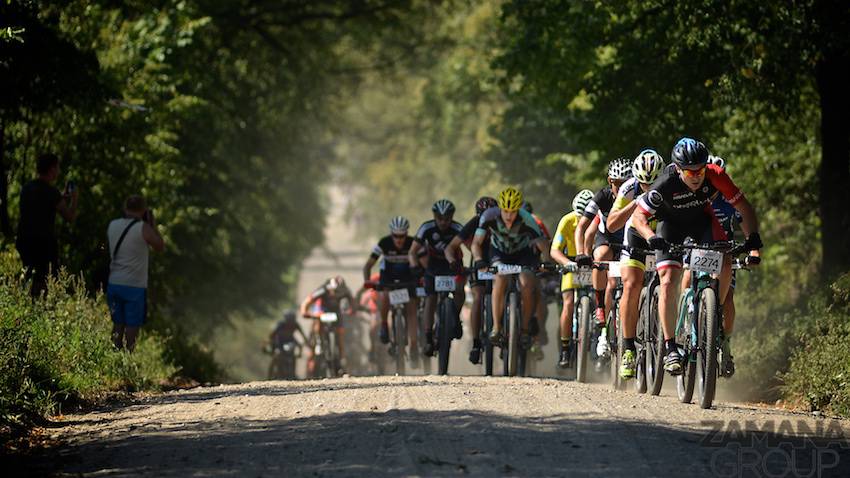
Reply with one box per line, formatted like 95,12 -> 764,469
142,222 -> 165,252
631,208 -> 656,241
574,216 -> 590,256
408,241 -> 422,268
733,197 -> 761,256
607,200 -> 638,233
536,238 -> 551,263
363,255 -> 378,283
56,190 -> 79,222
444,236 -> 463,263
583,217 -> 599,254
299,294 -> 317,318
471,231 -> 486,264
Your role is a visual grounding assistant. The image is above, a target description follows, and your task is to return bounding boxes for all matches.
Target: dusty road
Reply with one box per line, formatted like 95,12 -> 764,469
43,376 -> 850,477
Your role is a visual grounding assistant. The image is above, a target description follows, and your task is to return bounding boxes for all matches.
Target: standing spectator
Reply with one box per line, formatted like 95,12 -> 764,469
107,195 -> 165,352
15,153 -> 78,297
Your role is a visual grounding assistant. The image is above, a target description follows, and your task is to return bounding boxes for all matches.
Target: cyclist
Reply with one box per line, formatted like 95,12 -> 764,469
551,189 -> 595,368
264,309 -> 308,379
606,149 -> 665,379
363,216 -> 420,363
631,138 -> 762,375
574,157 -> 632,357
522,201 -> 552,359
472,187 -> 550,351
680,154 -> 743,377
299,276 -> 355,377
355,272 -> 381,364
409,199 -> 465,357
445,196 -> 498,364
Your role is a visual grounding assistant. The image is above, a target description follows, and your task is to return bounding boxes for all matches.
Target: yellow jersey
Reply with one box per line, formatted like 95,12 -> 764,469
551,211 -> 580,257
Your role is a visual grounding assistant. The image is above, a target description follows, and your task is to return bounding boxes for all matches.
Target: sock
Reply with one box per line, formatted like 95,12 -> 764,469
624,337 -> 636,351
594,289 -> 605,309
665,338 -> 677,353
561,337 -> 571,349
473,338 -> 481,348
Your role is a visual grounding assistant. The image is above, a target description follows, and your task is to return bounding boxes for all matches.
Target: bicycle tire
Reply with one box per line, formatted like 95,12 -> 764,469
437,297 -> 453,375
393,307 -> 406,376
647,285 -> 665,396
576,295 -> 591,383
697,287 -> 718,409
507,292 -> 521,376
326,331 -> 337,378
676,288 -> 696,403
609,307 -> 622,390
484,293 -> 494,376
634,288 -> 648,393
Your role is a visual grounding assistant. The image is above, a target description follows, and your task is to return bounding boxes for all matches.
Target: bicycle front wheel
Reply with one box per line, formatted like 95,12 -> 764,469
697,287 -> 719,409
576,295 -> 591,383
507,292 -> 521,377
483,294 -> 494,376
393,307 -> 406,376
437,298 -> 454,375
634,288 -> 648,394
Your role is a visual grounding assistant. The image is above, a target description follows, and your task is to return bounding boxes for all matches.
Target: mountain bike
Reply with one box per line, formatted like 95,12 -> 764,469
264,340 -> 301,380
313,311 -> 342,378
598,261 -> 625,390
370,279 -> 419,376
432,272 -> 469,375
540,262 -> 595,382
485,263 -> 539,377
673,241 -> 748,409
473,269 -> 497,376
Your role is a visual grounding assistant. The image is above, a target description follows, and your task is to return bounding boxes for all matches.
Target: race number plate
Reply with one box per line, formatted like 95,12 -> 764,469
477,271 -> 495,281
434,275 -> 456,292
606,262 -> 622,278
388,288 -> 410,305
497,264 -> 522,275
689,249 -> 722,275
645,254 -> 657,272
574,269 -> 593,287
320,312 -> 339,324
416,287 -> 427,297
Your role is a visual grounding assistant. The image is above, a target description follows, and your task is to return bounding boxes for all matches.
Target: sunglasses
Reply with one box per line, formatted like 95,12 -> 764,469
679,165 -> 706,177
392,233 -> 407,240
610,179 -> 625,188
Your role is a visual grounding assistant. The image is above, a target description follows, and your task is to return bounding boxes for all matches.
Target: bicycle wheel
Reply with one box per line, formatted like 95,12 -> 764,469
634,288 -> 648,394
483,293 -> 494,376
576,295 -> 591,383
676,290 -> 697,403
393,307 -> 406,376
507,291 -> 521,376
609,307 -> 622,390
325,332 -> 338,378
697,287 -> 719,409
646,285 -> 665,396
437,297 -> 453,375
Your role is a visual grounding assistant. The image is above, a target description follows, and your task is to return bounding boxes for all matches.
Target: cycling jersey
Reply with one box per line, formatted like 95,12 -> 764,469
370,235 -> 414,280
308,280 -> 354,315
531,213 -> 551,241
475,207 -> 543,256
584,186 -> 622,239
414,219 -> 463,268
271,319 -> 299,346
552,211 -> 580,291
712,195 -> 741,237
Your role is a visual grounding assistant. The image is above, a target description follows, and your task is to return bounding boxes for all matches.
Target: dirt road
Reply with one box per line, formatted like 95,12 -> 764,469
44,376 -> 850,477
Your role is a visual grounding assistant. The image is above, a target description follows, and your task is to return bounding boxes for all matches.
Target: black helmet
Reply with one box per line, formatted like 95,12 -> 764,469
432,199 -> 455,216
475,196 -> 497,215
282,309 -> 296,322
671,138 -> 709,167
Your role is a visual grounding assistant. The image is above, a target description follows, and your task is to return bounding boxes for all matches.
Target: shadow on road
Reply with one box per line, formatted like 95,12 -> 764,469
49,408 -> 850,477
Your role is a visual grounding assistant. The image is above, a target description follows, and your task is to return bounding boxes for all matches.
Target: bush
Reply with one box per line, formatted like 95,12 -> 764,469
0,251 -> 175,431
783,272 -> 850,416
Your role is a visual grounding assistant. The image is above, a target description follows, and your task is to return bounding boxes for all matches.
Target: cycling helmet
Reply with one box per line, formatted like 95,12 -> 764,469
328,275 -> 345,290
708,154 -> 726,171
388,215 -> 409,234
475,196 -> 497,215
632,149 -> 665,184
671,137 -> 709,167
607,157 -> 632,180
432,199 -> 455,216
522,201 -> 534,213
282,309 -> 296,322
498,187 -> 523,212
572,189 -> 594,214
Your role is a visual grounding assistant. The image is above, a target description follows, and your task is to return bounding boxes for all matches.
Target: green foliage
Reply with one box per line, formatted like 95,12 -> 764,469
0,250 -> 174,429
783,273 -> 850,416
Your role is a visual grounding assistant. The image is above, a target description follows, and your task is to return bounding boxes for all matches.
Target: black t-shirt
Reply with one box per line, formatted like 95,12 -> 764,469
583,185 -> 624,241
458,214 -> 491,261
414,219 -> 463,265
370,235 -> 413,276
17,179 -> 62,241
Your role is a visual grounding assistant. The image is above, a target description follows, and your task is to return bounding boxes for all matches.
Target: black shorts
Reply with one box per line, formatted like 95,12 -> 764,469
491,247 -> 539,269
656,216 -> 728,270
379,269 -> 414,286
593,232 -> 623,260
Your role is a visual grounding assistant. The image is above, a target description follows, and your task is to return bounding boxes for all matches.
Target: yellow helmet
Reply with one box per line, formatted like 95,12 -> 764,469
498,187 -> 523,212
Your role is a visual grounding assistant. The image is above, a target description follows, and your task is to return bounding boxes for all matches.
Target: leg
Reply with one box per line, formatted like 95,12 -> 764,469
657,267 -> 683,340
424,295 -> 436,332
723,289 -> 735,334
491,275 -> 508,334
560,291 -> 575,340
406,299 -> 419,350
336,326 -> 345,361
111,323 -> 125,350
620,266 -> 644,340
470,286 -> 483,339
124,326 -> 140,352
592,245 -> 611,323
518,271 -> 538,332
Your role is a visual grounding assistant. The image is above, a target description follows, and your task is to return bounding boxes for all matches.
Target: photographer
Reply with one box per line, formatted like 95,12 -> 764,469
106,195 -> 165,352
16,153 -> 78,297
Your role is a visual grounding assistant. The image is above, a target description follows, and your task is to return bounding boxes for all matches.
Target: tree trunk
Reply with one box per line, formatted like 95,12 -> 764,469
0,118 -> 13,242
816,54 -> 850,280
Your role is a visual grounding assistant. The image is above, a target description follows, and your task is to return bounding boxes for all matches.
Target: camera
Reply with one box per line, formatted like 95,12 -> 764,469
67,180 -> 76,193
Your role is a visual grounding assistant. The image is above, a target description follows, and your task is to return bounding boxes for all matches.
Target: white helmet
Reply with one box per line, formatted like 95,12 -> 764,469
572,189 -> 594,214
607,157 -> 632,181
388,215 -> 409,234
708,155 -> 726,171
632,149 -> 665,184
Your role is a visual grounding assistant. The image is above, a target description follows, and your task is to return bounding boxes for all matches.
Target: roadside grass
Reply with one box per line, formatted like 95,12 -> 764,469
0,250 -> 175,435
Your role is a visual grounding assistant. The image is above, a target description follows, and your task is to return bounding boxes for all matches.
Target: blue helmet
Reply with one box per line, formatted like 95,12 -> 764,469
671,138 -> 709,167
